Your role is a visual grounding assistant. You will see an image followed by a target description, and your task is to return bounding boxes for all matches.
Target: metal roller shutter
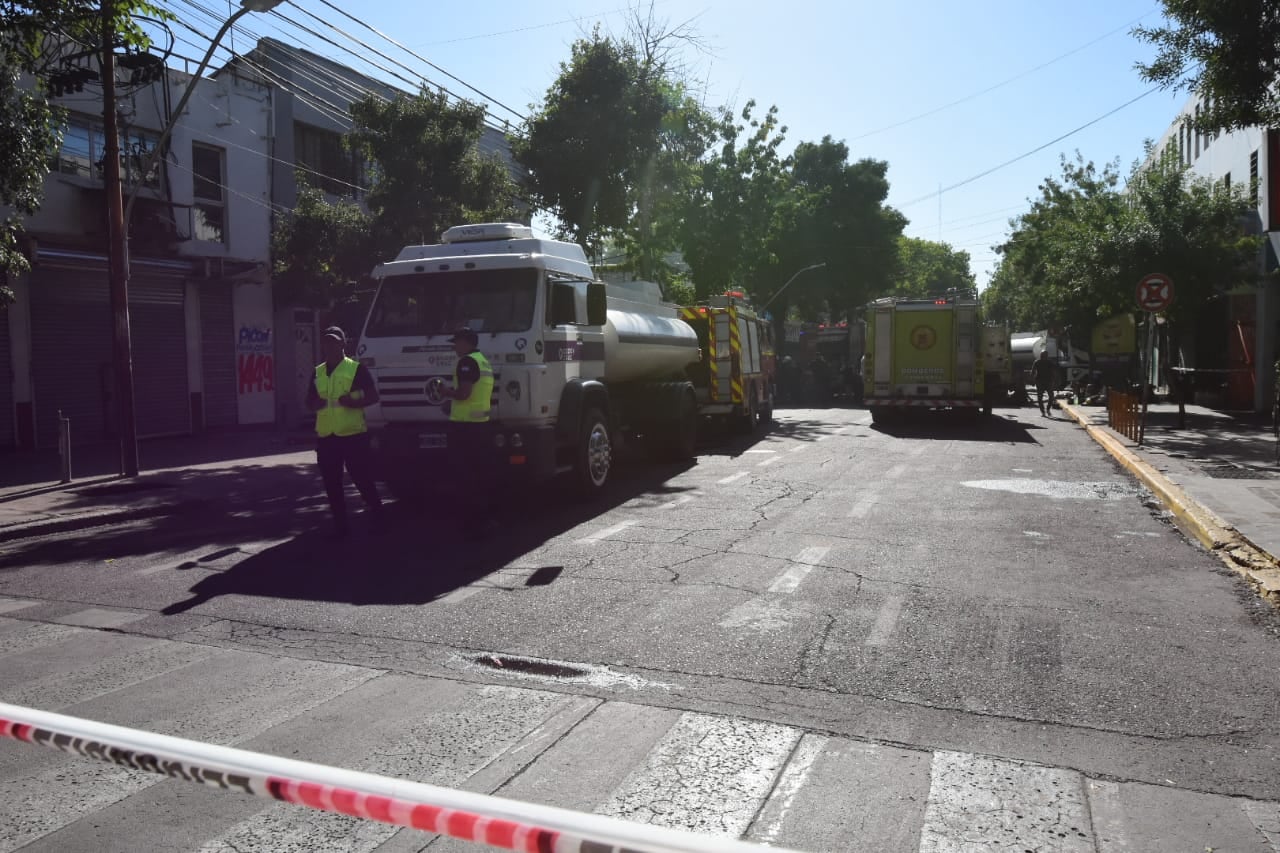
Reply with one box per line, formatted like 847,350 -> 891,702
0,305 -> 13,448
199,283 -> 237,428
30,273 -> 112,447
129,276 -> 190,438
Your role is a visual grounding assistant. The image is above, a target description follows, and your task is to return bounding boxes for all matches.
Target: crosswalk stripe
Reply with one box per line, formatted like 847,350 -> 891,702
0,599 -> 38,615
751,733 -> 828,844
919,751 -> 1092,853
0,620 -> 87,657
866,595 -> 904,646
768,547 -> 829,594
576,520 -> 636,544
598,712 -> 802,837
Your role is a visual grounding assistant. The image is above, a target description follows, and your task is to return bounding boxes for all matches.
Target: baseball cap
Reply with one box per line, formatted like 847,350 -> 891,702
322,326 -> 346,342
448,327 -> 478,343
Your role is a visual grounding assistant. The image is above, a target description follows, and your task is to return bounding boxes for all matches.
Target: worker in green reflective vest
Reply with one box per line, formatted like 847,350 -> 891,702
439,327 -> 496,537
305,326 -> 384,537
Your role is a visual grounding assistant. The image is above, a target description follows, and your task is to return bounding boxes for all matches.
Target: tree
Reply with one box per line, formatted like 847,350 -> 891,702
513,28 -> 668,258
677,100 -> 790,302
271,182 -> 373,307
347,86 -> 518,259
894,237 -> 976,299
1134,1 -> 1280,131
983,151 -> 1263,384
0,1 -> 166,299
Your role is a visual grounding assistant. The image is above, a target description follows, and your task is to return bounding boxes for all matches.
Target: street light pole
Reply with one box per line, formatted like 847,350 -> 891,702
103,0 -> 283,476
101,0 -> 138,476
760,262 -> 827,312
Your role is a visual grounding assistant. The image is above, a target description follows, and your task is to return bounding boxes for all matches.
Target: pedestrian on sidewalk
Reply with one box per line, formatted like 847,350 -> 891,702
306,326 -> 384,537
1032,349 -> 1056,417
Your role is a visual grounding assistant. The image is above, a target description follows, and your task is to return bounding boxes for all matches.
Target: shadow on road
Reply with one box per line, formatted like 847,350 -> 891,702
870,409 -> 1044,443
157,456 -> 698,614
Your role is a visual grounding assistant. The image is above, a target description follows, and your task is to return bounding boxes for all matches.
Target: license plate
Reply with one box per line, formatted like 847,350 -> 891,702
418,433 -> 447,449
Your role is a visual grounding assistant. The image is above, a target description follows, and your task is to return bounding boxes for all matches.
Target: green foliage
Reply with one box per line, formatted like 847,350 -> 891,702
348,86 -> 518,258
894,237 -> 976,299
1134,1 -> 1280,131
513,28 -> 669,258
677,100 -> 789,300
271,182 -> 373,307
0,1 -> 168,298
983,152 -> 1263,344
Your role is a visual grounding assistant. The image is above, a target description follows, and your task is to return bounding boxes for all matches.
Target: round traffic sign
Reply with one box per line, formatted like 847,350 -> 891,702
1136,273 -> 1174,312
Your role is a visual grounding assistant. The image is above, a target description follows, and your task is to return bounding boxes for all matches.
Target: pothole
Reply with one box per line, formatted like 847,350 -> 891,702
469,654 -> 588,679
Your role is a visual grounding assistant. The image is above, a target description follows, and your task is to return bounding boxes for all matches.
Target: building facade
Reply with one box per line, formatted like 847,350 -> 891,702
1,62 -> 274,450
1145,96 -> 1280,411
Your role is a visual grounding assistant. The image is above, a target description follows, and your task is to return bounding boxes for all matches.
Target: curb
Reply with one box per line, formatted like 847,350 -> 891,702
1060,402 -> 1280,605
0,501 -> 206,544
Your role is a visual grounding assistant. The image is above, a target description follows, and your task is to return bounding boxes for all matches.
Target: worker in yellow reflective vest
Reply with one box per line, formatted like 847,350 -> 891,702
439,327 -> 496,537
305,326 -> 384,537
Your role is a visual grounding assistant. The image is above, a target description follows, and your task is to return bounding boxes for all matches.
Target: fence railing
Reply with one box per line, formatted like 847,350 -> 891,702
1108,389 -> 1140,441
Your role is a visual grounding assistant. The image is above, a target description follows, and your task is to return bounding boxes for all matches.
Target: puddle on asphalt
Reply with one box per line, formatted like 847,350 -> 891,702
961,479 -> 1139,500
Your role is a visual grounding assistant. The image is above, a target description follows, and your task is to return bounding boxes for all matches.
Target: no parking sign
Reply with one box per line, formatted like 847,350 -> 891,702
1136,273 -> 1174,312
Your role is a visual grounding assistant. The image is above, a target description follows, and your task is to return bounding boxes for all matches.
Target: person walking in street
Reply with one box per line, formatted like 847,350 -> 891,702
306,326 -> 384,537
1032,349 -> 1057,417
439,327 -> 497,537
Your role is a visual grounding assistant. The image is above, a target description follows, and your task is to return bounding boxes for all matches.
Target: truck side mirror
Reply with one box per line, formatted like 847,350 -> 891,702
587,282 -> 608,326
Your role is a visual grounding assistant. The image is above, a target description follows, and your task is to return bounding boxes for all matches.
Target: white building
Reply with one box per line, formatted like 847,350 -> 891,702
1144,95 -> 1279,411
1,61 -> 275,450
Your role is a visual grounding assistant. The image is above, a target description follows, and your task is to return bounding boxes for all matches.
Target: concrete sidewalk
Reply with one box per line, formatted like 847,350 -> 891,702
1060,400 -> 1280,605
0,428 -> 319,542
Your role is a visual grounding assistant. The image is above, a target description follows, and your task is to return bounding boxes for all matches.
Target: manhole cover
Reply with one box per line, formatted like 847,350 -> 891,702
1200,465 -> 1279,480
468,654 -> 588,679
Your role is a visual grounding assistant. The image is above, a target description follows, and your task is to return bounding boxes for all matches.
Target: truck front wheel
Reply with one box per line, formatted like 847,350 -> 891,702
573,407 -> 612,496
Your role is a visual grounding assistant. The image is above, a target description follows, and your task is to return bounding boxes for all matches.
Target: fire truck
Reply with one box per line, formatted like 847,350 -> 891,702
863,291 -> 989,421
679,292 -> 776,433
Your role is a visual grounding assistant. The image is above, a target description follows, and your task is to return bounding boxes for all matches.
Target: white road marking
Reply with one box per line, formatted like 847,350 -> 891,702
753,733 -> 829,843
856,416 -> 872,425
659,494 -> 696,509
718,472 -> 749,485
768,546 -> 829,593
437,586 -> 482,603
0,599 -> 38,614
718,598 -> 793,631
743,449 -> 776,454
789,445 -> 805,453
919,751 -> 1092,853
599,712 -> 802,837
849,491 -> 880,519
866,595 -> 904,646
757,456 -> 780,467
886,464 -> 907,479
57,608 -> 148,629
576,520 -> 637,544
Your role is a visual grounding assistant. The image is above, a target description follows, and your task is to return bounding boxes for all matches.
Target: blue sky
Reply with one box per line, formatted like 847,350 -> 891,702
169,0 -> 1192,289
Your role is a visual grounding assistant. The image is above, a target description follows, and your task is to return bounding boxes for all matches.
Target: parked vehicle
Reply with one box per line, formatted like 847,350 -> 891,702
863,291 -> 989,422
679,292 -> 776,433
1010,330 -> 1089,394
357,223 -> 701,500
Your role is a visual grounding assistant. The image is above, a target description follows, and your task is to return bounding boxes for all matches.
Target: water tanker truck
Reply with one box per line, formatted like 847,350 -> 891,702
355,223 -> 701,500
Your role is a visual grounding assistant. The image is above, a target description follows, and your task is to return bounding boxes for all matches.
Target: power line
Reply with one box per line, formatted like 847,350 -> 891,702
851,8 -> 1159,141
898,85 -> 1161,209
304,0 -> 527,122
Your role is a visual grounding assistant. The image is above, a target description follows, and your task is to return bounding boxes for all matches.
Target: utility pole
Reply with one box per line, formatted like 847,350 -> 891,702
101,0 -> 140,477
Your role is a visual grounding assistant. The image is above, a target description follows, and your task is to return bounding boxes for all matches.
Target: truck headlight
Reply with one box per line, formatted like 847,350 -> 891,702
510,433 -> 523,448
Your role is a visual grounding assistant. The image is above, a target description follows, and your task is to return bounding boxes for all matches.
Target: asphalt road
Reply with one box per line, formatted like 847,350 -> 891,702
2,405 -> 1279,852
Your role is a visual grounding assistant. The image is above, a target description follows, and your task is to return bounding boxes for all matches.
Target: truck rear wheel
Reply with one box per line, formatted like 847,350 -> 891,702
573,407 -> 612,496
735,388 -> 758,435
662,391 -> 698,461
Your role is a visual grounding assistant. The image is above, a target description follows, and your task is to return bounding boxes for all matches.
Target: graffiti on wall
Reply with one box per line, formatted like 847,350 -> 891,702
237,326 -> 274,393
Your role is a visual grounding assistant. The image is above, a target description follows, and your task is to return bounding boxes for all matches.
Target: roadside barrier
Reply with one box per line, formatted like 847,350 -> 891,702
0,702 -> 799,853
1108,390 -> 1140,441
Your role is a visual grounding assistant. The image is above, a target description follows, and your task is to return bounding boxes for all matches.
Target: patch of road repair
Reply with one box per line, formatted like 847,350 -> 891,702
961,479 -> 1140,500
460,652 -> 677,690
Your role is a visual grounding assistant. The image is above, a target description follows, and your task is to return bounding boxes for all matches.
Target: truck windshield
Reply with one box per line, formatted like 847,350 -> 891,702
364,268 -> 538,337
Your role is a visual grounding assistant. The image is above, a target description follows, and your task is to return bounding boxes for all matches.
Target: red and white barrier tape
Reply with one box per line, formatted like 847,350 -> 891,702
0,702 -> 799,853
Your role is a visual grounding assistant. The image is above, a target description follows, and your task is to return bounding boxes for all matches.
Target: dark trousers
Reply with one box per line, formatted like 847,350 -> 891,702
1036,385 -> 1054,413
316,432 -> 382,526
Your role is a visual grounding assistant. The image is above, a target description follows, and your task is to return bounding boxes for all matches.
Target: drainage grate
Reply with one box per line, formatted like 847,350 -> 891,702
1200,465 -> 1280,480
469,654 -> 589,679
